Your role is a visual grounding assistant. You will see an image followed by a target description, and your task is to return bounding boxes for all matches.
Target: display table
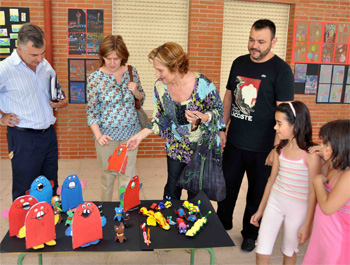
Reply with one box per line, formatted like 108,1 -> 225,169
0,191 -> 234,265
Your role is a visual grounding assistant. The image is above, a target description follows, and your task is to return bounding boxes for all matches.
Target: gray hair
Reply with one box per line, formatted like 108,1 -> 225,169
18,23 -> 45,48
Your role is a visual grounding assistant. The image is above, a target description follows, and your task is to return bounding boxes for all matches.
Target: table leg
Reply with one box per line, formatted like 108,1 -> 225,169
17,253 -> 43,265
190,248 -> 215,265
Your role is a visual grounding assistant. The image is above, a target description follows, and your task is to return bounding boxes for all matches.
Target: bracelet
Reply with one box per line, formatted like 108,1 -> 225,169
204,112 -> 212,124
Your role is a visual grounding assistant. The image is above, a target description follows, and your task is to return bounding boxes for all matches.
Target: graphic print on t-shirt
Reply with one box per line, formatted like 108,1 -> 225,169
233,76 -> 261,116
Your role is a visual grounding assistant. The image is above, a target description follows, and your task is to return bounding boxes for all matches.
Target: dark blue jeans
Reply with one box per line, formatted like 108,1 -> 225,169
7,126 -> 58,201
217,142 -> 271,240
164,156 -> 196,200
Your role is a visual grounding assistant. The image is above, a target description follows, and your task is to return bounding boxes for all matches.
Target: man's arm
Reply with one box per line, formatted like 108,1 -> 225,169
222,90 -> 232,125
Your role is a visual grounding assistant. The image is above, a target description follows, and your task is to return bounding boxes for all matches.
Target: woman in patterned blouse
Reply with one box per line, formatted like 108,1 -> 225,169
86,35 -> 145,201
127,42 -> 226,200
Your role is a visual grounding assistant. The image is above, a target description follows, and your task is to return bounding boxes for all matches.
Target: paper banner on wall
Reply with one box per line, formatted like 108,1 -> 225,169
319,65 -> 333,83
332,65 -> 345,84
69,59 -> 85,81
294,64 -> 307,83
317,84 -> 330,102
344,85 -> 350,103
87,9 -> 103,33
337,24 -> 349,43
310,22 -> 322,42
324,24 -> 337,43
305,75 -> 318,94
329,85 -> 343,103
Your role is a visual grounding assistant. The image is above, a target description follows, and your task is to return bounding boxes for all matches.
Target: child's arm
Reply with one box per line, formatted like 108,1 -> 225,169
314,170 -> 350,215
250,151 -> 279,227
308,145 -> 330,176
298,152 -> 321,243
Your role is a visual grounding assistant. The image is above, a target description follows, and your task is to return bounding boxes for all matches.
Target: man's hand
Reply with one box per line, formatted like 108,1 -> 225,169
0,113 -> 20,127
50,97 -> 68,109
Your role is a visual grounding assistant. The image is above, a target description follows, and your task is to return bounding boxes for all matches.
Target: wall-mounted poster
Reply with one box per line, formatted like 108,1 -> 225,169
69,82 -> 86,103
68,59 -> 99,103
0,7 -> 30,56
87,9 -> 103,33
68,9 -> 86,33
292,21 -> 350,65
68,33 -> 86,55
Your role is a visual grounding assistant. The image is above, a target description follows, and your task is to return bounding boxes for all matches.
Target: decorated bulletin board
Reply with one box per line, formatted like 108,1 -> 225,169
292,21 -> 350,64
68,58 -> 99,103
68,9 -> 104,56
0,7 -> 30,56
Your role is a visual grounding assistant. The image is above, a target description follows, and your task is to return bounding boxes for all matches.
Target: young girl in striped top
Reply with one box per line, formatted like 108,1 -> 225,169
250,101 -> 321,265
302,119 -> 350,265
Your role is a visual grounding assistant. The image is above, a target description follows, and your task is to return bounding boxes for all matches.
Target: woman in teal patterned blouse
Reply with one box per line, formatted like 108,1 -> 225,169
127,42 -> 226,200
87,35 -> 145,201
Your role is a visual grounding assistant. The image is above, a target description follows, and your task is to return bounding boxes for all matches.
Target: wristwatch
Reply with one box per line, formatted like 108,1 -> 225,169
219,127 -> 226,132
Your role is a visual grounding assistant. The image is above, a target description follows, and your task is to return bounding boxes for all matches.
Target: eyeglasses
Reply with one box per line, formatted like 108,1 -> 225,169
191,114 -> 201,132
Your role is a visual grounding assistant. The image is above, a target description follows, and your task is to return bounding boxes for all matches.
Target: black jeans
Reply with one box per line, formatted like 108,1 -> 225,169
217,142 -> 271,240
164,156 -> 196,200
7,126 -> 58,201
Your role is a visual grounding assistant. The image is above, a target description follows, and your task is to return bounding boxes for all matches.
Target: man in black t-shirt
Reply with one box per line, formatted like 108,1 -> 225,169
217,19 -> 294,252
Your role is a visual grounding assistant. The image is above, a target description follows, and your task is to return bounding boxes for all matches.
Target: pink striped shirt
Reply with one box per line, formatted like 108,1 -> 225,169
272,149 -> 309,202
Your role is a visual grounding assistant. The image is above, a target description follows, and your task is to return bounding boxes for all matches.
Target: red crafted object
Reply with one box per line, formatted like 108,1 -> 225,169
107,144 -> 128,174
25,202 -> 56,249
9,195 -> 38,237
123,176 -> 141,212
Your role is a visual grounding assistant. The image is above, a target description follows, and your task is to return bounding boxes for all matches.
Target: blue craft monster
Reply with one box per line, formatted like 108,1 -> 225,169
59,174 -> 84,212
27,176 -> 53,204
113,205 -> 124,222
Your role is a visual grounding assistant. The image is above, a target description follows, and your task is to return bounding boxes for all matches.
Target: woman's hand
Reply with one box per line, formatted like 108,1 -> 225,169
97,135 -> 113,146
185,110 -> 211,123
250,210 -> 263,227
126,133 -> 142,150
128,81 -> 138,95
219,131 -> 226,150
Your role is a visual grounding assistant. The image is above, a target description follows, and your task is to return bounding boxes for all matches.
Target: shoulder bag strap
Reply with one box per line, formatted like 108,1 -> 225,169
128,65 -> 141,110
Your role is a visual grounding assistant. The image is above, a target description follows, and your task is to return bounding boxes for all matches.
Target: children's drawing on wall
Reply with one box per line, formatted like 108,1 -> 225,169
334,44 -> 347,63
319,65 -> 333,83
332,65 -> 345,84
329,85 -> 343,103
295,22 -> 308,42
344,85 -> 350,103
21,12 -> 26,22
68,9 -> 86,33
69,60 -> 85,81
317,84 -> 330,103
86,33 -> 103,55
87,9 -> 103,33
294,42 -> 307,62
309,22 -> 322,42
324,24 -> 337,43
68,33 -> 86,55
294,64 -> 307,83
321,44 -> 334,63
347,68 -> 350,85
69,82 -> 86,104
307,43 -> 320,62
337,24 -> 349,43
9,9 -> 19,22
86,60 -> 99,79
305,75 -> 318,94
0,11 -> 5,26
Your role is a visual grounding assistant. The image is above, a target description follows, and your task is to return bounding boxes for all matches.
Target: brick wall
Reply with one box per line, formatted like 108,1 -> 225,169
0,0 -> 349,159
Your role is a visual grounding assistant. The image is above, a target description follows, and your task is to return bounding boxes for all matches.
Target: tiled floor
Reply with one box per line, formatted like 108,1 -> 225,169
0,158 -> 309,264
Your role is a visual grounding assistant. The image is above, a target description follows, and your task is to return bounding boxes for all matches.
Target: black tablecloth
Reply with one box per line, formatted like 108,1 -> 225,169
0,191 -> 234,253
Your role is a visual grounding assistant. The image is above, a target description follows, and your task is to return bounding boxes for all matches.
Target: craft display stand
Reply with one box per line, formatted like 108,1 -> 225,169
0,191 -> 234,265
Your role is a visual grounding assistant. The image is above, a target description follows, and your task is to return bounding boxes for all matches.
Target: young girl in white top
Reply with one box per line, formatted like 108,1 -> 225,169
250,101 -> 321,265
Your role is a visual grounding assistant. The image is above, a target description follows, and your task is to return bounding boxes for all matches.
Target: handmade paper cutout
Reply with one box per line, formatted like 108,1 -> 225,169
22,202 -> 56,249
59,174 -> 84,212
108,144 -> 128,174
9,195 -> 38,237
26,176 -> 54,204
67,202 -> 105,249
123,176 -> 141,212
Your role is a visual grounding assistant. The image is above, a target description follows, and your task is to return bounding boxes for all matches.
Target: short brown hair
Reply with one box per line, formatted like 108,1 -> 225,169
18,23 -> 45,48
148,42 -> 189,74
98,35 -> 129,67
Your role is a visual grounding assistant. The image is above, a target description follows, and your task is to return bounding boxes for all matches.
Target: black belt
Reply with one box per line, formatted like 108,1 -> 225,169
14,125 -> 53,133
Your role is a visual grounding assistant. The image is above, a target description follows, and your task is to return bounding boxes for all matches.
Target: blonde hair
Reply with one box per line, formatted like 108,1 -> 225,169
98,35 -> 129,67
148,42 -> 189,74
